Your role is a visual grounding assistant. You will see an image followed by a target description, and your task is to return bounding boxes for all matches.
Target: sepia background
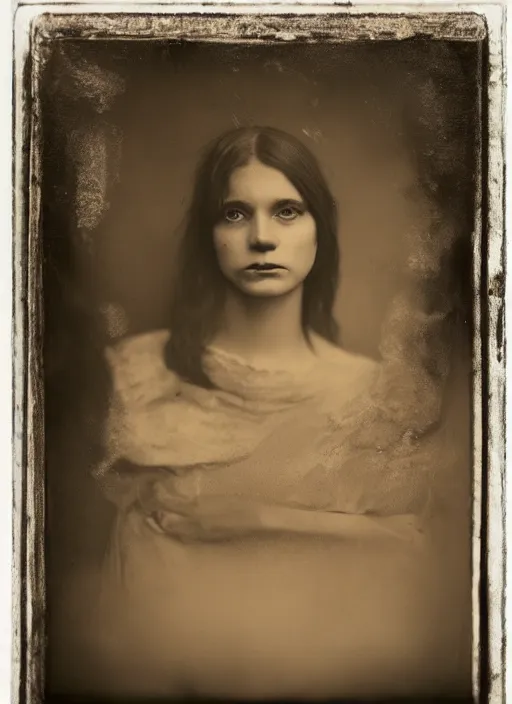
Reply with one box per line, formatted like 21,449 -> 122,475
40,37 -> 479,692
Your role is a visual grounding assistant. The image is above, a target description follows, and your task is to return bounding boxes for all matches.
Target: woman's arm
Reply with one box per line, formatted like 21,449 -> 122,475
143,493 -> 421,545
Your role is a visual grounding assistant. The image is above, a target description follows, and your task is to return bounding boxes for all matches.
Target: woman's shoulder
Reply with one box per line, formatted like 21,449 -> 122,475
309,335 -> 381,412
312,334 -> 380,378
105,328 -> 171,363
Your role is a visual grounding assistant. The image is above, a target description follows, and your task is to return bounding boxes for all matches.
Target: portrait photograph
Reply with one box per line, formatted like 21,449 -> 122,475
12,4 -> 507,704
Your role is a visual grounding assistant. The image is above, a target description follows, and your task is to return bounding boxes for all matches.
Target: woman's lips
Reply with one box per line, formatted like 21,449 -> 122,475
245,263 -> 285,271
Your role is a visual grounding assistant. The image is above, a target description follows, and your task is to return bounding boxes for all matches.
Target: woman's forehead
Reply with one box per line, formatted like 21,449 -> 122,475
224,159 -> 302,204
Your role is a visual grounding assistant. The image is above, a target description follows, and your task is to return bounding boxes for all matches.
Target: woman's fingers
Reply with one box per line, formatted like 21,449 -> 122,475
146,511 -> 197,540
138,477 -> 198,516
155,493 -> 196,516
145,508 -> 237,543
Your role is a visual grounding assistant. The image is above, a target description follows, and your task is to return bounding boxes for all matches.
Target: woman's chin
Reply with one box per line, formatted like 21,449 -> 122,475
235,279 -> 299,298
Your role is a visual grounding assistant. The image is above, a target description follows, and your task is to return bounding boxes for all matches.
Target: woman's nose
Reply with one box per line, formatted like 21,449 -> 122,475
248,215 -> 278,251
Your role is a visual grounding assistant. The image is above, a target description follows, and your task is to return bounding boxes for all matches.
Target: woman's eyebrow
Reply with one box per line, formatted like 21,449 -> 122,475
221,197 -> 306,211
222,199 -> 253,212
273,198 -> 306,209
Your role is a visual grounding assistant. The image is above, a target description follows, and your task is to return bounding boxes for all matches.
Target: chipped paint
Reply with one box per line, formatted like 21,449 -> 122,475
27,8 -> 489,45
482,6 -> 507,703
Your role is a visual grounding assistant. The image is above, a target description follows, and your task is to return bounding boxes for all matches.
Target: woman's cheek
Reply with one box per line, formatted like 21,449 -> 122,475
290,222 -> 317,271
213,231 -> 230,256
213,234 -> 242,279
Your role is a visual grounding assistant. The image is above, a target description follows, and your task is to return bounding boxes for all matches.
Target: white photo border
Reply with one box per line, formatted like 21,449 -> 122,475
12,3 -> 506,703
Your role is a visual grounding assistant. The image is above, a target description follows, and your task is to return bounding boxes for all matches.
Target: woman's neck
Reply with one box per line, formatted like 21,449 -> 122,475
212,286 -> 314,366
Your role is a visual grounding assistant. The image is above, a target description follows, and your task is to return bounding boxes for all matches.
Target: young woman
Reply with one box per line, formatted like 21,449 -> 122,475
56,126 -> 470,700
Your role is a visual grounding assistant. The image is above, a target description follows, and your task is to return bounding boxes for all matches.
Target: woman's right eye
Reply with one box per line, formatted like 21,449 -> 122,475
224,209 -> 246,223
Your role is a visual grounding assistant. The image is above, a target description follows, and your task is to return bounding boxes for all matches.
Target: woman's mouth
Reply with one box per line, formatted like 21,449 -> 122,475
245,263 -> 285,271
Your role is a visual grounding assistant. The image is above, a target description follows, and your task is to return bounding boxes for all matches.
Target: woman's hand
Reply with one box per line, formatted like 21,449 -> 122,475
140,482 -> 423,546
144,494 -> 272,543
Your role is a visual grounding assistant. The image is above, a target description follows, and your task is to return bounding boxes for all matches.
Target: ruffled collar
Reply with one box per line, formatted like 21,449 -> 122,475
201,341 -> 331,406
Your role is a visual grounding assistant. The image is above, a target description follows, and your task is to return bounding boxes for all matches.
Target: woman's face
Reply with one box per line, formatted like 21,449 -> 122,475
213,159 -> 317,298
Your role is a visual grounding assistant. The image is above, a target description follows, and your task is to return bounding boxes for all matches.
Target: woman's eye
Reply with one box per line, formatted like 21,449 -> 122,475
276,207 -> 301,221
224,209 -> 245,223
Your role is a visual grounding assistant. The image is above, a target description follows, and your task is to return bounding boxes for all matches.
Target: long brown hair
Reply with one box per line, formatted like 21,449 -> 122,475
165,126 -> 340,387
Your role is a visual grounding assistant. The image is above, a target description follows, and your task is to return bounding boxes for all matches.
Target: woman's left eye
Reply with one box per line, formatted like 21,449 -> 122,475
224,209 -> 245,223
276,207 -> 301,221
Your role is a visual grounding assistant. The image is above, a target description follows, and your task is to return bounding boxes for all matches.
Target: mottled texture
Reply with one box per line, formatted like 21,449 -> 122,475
35,12 -> 487,43
67,125 -> 109,230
